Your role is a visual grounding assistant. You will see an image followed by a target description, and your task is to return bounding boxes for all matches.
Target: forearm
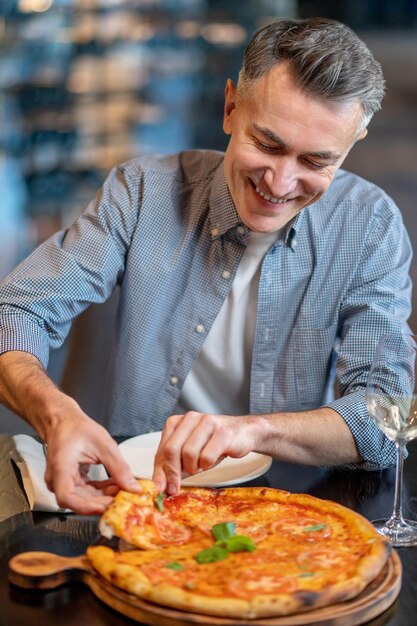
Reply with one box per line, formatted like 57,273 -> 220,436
251,407 -> 362,466
153,407 -> 362,494
0,350 -> 141,512
0,350 -> 81,440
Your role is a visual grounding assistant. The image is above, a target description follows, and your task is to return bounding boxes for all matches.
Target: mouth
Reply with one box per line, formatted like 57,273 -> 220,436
254,185 -> 291,204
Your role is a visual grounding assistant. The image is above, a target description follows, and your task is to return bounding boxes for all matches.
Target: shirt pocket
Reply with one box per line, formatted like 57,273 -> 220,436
291,323 -> 338,410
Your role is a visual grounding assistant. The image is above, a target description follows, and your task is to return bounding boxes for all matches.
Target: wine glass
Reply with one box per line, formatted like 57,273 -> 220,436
365,332 -> 417,546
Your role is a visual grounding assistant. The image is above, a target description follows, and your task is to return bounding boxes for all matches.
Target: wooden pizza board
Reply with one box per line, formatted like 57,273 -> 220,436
8,550 -> 401,626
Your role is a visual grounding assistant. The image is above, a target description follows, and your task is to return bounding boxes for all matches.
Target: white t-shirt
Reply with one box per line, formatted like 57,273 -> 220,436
176,230 -> 280,416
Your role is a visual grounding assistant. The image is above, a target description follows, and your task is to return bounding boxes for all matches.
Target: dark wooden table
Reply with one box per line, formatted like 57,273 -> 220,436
1,434 -> 417,626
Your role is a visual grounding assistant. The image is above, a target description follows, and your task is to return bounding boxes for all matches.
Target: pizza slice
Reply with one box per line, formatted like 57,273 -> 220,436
99,478 -> 218,549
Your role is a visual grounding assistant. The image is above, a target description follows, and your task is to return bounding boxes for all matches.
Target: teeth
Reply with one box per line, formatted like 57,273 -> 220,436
255,186 -> 289,204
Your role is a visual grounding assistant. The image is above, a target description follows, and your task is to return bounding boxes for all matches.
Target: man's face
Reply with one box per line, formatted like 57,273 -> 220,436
222,62 -> 367,233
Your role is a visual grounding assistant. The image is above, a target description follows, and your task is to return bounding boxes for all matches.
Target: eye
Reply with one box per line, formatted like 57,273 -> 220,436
254,138 -> 278,154
303,159 -> 327,171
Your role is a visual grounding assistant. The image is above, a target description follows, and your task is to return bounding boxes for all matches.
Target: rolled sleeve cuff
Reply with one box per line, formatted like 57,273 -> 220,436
325,391 -> 398,470
0,313 -> 50,369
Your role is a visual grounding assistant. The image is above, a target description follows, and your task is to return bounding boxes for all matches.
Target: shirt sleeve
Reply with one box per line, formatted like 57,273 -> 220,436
0,163 -> 141,368
325,197 -> 413,470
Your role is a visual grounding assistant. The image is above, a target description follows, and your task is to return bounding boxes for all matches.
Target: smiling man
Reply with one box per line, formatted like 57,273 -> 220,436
0,18 -> 412,512
222,63 -> 367,233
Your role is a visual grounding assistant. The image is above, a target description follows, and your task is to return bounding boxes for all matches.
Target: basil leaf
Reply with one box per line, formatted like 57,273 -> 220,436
211,522 -> 237,542
195,545 -> 229,564
223,535 -> 256,553
155,492 -> 165,512
303,523 -> 327,532
165,561 -> 184,571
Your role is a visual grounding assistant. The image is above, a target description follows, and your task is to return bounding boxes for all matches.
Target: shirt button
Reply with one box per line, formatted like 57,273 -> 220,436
195,324 -> 205,334
292,238 -> 297,247
211,227 -> 219,237
237,226 -> 245,235
221,270 -> 231,279
169,375 -> 179,386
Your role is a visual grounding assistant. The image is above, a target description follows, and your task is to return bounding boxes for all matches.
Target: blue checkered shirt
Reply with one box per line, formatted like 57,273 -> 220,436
0,151 -> 412,469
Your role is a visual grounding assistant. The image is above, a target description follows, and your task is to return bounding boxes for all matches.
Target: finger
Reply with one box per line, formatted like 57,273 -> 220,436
153,415 -> 183,492
152,463 -> 167,494
102,484 -> 120,497
98,443 -> 142,494
87,476 -> 121,496
201,454 -> 226,471
198,430 -> 229,471
87,477 -> 118,489
58,490 -> 114,515
47,467 -> 112,514
199,424 -> 247,470
154,412 -> 203,494
179,416 -> 218,475
47,449 -> 140,509
153,413 -> 189,492
158,414 -> 183,445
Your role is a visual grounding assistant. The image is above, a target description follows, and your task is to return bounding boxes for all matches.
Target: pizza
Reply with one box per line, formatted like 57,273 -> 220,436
87,479 -> 390,619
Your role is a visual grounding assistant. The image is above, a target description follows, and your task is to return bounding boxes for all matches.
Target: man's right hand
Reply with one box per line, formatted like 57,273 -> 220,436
0,350 -> 140,514
44,410 -> 141,514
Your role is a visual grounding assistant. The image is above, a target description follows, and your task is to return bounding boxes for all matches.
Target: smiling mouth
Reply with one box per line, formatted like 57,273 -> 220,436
254,186 -> 291,204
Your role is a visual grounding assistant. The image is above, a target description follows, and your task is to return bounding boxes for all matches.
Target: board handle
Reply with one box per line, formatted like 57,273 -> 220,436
9,551 -> 91,590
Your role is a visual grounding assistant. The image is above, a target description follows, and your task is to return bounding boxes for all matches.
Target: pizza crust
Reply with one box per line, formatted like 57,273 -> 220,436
88,481 -> 391,619
88,543 -> 389,619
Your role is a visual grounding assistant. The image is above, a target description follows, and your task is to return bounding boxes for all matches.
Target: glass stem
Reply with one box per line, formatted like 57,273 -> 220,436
392,442 -> 405,523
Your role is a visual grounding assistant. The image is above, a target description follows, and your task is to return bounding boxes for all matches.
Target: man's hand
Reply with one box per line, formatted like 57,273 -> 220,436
44,413 -> 141,514
0,352 -> 361,510
152,406 -> 363,496
152,411 -> 258,495
0,350 -> 141,514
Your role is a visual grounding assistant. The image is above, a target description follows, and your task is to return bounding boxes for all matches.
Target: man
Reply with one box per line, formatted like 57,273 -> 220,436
0,18 -> 412,513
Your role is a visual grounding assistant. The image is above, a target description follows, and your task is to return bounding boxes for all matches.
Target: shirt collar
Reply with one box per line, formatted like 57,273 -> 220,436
209,159 -> 302,251
209,160 -> 242,239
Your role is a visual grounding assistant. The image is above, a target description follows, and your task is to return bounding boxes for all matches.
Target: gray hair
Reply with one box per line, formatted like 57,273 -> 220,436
237,18 -> 385,130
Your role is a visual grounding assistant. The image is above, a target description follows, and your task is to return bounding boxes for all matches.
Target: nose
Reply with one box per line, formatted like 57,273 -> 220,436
263,156 -> 298,198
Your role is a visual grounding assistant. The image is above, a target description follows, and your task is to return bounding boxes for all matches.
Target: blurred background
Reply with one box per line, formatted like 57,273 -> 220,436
1,0 -> 416,433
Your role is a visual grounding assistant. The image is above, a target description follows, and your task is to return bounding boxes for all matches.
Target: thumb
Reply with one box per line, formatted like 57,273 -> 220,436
101,446 -> 142,493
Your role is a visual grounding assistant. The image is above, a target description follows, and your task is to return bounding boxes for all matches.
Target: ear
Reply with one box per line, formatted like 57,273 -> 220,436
223,79 -> 237,135
357,128 -> 368,141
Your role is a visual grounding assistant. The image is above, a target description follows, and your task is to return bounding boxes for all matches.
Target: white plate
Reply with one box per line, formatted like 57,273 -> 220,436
118,432 -> 272,488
